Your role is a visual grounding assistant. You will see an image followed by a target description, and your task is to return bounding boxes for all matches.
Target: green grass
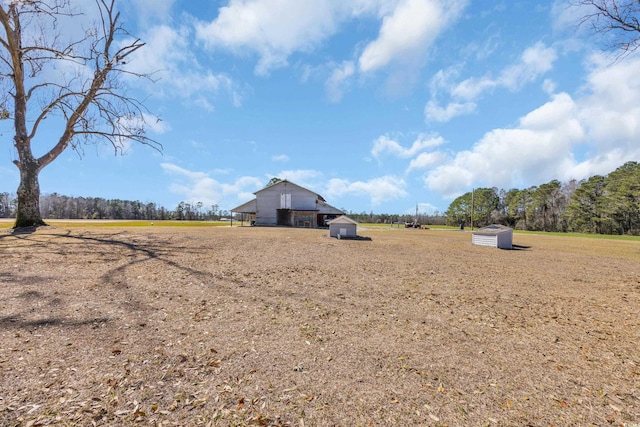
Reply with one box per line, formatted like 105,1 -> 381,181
514,230 -> 640,241
358,222 -> 639,240
359,222 -> 458,230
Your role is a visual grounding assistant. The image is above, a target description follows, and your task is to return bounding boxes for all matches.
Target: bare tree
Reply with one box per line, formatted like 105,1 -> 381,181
574,0 -> 640,56
0,0 -> 159,228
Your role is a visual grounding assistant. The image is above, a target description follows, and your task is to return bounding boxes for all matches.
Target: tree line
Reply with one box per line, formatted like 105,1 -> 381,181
343,211 -> 447,226
445,161 -> 640,235
0,193 -> 231,221
0,191 -> 439,225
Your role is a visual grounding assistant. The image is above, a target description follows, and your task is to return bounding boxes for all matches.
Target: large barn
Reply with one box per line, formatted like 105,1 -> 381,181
231,180 -> 343,227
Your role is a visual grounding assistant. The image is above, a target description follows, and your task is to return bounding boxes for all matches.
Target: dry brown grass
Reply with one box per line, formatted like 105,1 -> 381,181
0,225 -> 639,426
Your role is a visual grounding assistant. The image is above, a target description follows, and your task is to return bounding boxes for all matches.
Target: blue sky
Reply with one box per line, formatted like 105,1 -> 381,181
1,0 -> 639,215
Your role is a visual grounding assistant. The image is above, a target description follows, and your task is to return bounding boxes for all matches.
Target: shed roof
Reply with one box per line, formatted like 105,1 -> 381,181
473,224 -> 513,236
326,215 -> 358,225
231,199 -> 257,214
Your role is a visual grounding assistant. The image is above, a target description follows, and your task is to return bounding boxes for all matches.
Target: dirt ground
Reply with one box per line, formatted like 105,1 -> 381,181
0,225 -> 639,426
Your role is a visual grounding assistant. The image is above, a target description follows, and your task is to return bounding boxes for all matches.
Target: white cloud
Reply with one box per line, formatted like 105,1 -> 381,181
143,114 -> 170,135
425,100 -> 476,122
455,42 -> 557,97
358,0 -> 467,73
568,53 -> 640,174
450,76 -> 496,101
551,0 -> 590,35
325,61 -> 355,102
128,0 -> 177,26
406,151 -> 448,172
325,175 -> 407,205
123,25 -> 188,78
579,53 -> 640,149
195,0 -> 344,75
123,25 -> 242,110
193,0 -> 466,87
427,42 -> 558,123
500,42 -> 558,90
371,134 -> 444,160
542,78 -> 556,95
220,176 -> 266,200
161,163 -> 263,207
271,154 -> 290,162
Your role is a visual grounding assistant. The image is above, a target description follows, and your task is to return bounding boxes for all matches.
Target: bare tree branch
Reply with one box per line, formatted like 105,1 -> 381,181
0,0 -> 160,227
573,0 -> 640,56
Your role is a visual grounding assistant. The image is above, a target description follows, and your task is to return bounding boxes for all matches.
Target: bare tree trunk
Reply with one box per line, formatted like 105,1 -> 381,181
15,159 -> 45,228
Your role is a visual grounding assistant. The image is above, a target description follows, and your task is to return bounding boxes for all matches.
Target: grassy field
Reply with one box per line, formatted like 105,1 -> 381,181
0,219 -> 236,229
3,218 -> 638,241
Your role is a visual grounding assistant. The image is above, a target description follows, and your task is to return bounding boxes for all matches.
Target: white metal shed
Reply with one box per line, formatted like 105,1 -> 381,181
327,215 -> 358,238
472,224 -> 513,249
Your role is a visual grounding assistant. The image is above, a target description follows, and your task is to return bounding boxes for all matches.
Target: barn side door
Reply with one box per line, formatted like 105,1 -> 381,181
277,193 -> 292,226
280,193 -> 291,209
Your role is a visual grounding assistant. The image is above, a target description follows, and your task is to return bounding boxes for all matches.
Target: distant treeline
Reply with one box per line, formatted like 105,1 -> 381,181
0,194 -> 231,221
445,161 -> 640,235
342,211 -> 447,226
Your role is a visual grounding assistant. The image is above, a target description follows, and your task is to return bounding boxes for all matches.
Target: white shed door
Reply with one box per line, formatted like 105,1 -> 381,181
280,193 -> 291,209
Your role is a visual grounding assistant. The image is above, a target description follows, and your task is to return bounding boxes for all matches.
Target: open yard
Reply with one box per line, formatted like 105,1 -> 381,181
0,224 -> 639,426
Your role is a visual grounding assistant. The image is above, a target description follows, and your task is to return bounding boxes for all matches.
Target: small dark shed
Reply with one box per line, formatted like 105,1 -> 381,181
327,215 -> 358,238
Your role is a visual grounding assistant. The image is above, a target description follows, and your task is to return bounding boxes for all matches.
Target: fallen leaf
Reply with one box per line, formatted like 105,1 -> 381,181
192,398 -> 207,407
